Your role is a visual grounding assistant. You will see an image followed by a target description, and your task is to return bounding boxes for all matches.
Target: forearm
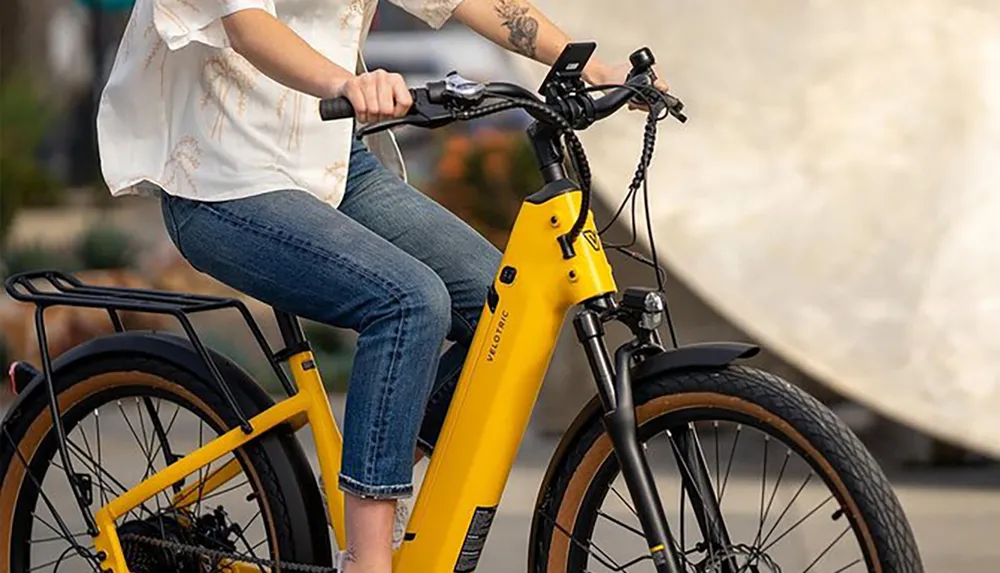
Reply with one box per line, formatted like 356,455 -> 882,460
452,0 -> 608,82
222,9 -> 352,99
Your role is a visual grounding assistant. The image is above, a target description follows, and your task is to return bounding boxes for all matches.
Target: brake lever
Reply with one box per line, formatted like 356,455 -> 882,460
663,94 -> 687,123
629,70 -> 687,123
354,89 -> 457,139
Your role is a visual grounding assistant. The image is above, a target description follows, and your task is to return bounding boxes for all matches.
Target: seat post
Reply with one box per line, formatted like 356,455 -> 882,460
274,310 -> 308,350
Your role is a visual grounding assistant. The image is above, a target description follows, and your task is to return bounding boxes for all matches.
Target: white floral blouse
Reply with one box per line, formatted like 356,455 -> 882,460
97,0 -> 461,206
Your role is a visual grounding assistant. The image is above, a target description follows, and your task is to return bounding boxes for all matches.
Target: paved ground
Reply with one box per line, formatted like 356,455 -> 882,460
3,395 -> 998,572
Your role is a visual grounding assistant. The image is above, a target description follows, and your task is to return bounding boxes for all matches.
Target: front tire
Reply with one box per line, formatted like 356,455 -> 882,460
532,365 -> 922,572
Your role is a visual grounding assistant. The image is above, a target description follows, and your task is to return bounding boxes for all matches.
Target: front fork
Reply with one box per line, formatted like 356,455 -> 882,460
574,305 -> 736,573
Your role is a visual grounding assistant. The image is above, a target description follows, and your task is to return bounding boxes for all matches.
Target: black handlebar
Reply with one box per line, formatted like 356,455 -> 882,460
317,49 -> 685,131
317,44 -> 684,264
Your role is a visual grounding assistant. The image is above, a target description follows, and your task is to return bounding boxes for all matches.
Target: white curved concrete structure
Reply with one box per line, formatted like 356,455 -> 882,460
511,0 -> 1000,457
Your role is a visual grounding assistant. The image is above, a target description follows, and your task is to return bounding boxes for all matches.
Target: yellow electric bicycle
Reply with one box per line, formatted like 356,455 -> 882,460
1,44 -> 922,573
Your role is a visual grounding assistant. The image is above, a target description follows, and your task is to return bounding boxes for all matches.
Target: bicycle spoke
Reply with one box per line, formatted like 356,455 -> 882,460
713,422 -> 720,499
147,402 -> 182,464
30,532 -> 90,544
117,400 -> 160,487
130,398 -> 172,542
95,410 -> 106,507
831,558 -> 863,572
535,509 -> 624,571
195,420 -> 210,519
756,436 -> 770,546
135,397 -> 153,464
758,472 -> 813,547
610,485 -> 638,517
249,536 -> 268,552
230,512 -> 270,567
679,478 -> 686,553
597,510 -> 645,538
801,526 -> 851,573
241,509 -> 263,536
759,494 -> 834,554
756,448 -> 791,547
28,550 -> 80,573
32,512 -> 74,542
116,399 -> 173,512
77,418 -> 96,466
60,440 -> 162,524
3,426 -> 92,561
719,424 -> 742,503
199,479 -> 250,504
143,397 -> 183,493
29,512 -> 99,573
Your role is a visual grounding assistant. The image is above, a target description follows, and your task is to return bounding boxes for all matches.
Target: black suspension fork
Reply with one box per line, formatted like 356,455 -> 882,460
574,308 -> 684,573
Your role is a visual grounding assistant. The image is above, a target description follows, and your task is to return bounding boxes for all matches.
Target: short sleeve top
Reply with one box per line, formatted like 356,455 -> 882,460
97,0 -> 462,206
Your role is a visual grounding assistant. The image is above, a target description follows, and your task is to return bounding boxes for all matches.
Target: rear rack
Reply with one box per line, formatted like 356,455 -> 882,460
5,269 -> 304,412
4,269 -> 311,534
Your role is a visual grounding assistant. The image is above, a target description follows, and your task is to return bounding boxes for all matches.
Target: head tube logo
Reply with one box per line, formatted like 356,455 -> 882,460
582,229 -> 601,251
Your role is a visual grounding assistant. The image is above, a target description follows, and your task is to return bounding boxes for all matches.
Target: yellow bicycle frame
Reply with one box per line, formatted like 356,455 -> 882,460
92,185 -> 617,573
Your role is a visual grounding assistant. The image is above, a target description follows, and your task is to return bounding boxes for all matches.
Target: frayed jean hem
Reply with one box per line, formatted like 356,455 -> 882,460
338,473 -> 413,500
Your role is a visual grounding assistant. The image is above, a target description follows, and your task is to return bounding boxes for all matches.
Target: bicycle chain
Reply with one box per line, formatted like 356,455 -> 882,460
119,533 -> 339,573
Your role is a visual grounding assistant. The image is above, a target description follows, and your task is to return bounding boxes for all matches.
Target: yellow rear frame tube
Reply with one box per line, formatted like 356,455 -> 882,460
92,187 -> 615,573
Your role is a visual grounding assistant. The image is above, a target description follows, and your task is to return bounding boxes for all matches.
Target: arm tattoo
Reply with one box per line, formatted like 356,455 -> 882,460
494,0 -> 539,58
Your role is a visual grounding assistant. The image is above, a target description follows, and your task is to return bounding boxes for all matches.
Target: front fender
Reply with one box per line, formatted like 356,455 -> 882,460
527,341 -> 758,571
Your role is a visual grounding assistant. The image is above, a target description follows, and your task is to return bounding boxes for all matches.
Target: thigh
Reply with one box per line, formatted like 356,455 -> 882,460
159,189 -> 446,330
340,142 -> 503,340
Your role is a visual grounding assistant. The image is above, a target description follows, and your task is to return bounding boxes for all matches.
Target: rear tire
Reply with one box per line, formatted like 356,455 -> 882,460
533,365 -> 923,572
0,351 -> 331,572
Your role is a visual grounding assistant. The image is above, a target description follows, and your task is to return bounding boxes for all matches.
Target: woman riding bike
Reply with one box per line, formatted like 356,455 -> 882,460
96,0 -> 670,571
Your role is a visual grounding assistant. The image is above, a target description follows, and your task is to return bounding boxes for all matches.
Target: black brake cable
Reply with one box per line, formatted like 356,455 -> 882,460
582,82 -> 680,347
459,86 -> 679,347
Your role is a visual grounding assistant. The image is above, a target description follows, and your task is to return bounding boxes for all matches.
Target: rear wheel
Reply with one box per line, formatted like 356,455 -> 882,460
534,365 -> 923,572
0,352 -> 330,572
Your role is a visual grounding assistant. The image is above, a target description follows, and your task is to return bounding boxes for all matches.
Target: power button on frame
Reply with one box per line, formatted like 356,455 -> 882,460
499,266 -> 517,284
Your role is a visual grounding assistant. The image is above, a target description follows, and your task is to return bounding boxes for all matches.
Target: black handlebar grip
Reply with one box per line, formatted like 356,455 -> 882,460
319,97 -> 355,121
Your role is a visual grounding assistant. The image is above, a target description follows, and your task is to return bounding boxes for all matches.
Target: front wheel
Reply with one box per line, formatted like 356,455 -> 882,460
533,365 -> 923,573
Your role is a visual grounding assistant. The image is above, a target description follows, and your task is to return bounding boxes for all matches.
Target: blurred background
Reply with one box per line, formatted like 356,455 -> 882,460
1,0 -> 999,571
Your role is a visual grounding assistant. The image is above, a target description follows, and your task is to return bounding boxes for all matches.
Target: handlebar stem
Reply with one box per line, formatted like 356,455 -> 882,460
527,121 -> 568,184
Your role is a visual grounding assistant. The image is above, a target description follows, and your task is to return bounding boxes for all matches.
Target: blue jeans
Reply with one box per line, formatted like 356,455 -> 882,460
159,140 -> 502,499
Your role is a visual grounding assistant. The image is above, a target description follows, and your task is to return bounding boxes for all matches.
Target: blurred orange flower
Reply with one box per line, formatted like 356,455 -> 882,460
476,128 -> 512,151
437,153 -> 465,180
484,152 -> 509,181
443,135 -> 472,157
430,126 -> 543,247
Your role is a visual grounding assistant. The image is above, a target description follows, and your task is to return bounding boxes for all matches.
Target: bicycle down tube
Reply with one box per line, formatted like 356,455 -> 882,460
393,179 -> 621,572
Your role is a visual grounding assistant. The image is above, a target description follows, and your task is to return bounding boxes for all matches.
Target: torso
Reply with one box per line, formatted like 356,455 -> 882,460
97,0 -> 389,207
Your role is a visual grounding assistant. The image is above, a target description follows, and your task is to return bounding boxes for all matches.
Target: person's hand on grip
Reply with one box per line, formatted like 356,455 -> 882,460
336,69 -> 412,124
586,62 -> 670,112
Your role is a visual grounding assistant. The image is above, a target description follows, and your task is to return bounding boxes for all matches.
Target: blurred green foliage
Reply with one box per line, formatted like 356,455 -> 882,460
303,320 -> 350,355
203,327 -> 353,396
74,223 -> 136,270
0,242 -> 82,280
0,77 -> 64,244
